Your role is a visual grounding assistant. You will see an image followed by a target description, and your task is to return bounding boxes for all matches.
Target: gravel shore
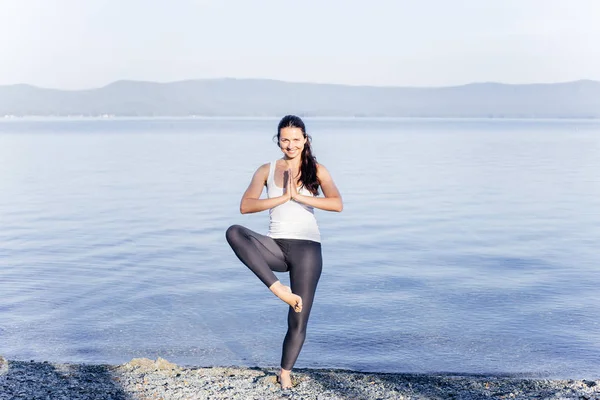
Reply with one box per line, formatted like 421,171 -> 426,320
1,356 -> 598,399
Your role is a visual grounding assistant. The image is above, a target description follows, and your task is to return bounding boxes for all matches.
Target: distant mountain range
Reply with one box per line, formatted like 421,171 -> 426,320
1,78 -> 599,118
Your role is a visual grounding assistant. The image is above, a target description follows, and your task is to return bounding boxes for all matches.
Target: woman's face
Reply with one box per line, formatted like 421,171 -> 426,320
278,126 -> 307,160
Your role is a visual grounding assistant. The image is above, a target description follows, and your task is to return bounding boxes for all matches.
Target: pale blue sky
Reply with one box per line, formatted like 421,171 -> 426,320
1,0 -> 598,89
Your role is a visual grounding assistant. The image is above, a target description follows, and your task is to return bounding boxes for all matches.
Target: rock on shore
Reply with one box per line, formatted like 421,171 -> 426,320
0,356 -> 599,399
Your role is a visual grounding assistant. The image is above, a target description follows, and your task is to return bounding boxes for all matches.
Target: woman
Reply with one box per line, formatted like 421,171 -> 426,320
225,115 -> 343,389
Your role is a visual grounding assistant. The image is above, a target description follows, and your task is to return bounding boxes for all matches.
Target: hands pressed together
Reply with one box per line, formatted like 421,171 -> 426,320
284,168 -> 299,202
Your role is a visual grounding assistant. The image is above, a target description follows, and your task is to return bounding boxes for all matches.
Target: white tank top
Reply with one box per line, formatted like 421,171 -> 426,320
266,160 -> 321,243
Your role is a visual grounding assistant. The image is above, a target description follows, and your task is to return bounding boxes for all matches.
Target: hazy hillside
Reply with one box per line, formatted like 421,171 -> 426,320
1,78 -> 599,118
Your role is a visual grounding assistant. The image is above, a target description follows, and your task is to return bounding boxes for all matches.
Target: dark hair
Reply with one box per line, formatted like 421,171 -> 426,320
274,115 -> 320,196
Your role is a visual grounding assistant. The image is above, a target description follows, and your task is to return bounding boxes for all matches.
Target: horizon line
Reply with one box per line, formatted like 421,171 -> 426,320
1,77 -> 598,92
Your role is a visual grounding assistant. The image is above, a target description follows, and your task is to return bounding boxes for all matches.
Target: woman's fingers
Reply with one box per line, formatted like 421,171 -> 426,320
288,169 -> 294,199
288,168 -> 297,199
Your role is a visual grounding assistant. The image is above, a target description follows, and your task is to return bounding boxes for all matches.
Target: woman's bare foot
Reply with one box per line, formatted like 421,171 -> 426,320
269,281 -> 302,312
277,368 -> 293,389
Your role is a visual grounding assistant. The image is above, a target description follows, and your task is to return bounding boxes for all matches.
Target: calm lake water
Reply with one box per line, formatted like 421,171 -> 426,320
0,117 -> 599,378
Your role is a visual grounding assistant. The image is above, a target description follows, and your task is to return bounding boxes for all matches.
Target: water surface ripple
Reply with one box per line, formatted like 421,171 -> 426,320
1,118 -> 599,378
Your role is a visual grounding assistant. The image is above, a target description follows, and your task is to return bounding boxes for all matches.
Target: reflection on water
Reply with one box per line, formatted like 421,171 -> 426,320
0,118 -> 599,378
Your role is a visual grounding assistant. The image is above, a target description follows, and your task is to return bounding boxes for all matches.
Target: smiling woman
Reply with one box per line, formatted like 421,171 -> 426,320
225,115 -> 343,390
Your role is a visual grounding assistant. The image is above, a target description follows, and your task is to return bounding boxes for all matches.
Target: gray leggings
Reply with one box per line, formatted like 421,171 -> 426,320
225,224 -> 322,370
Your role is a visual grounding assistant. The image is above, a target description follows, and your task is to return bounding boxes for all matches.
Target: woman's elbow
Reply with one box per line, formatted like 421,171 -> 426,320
239,200 -> 249,214
240,200 -> 258,214
334,199 -> 343,212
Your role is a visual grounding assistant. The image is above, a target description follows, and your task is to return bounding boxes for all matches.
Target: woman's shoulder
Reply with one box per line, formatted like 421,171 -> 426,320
255,162 -> 271,174
248,163 -> 272,186
316,163 -> 336,182
316,162 -> 328,174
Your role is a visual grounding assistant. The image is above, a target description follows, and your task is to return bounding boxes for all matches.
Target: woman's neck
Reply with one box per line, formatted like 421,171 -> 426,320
282,157 -> 302,170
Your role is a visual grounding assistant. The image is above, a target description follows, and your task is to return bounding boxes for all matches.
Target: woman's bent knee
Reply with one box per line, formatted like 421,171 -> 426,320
225,224 -> 245,244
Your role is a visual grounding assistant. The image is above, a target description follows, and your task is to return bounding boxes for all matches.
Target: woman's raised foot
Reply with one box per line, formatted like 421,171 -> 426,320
269,282 -> 303,312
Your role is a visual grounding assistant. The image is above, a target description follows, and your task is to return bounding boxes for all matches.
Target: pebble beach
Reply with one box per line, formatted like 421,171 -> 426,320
1,356 -> 598,400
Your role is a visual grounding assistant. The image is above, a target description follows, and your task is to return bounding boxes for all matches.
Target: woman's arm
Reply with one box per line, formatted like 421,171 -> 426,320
292,164 -> 343,212
240,164 -> 290,214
